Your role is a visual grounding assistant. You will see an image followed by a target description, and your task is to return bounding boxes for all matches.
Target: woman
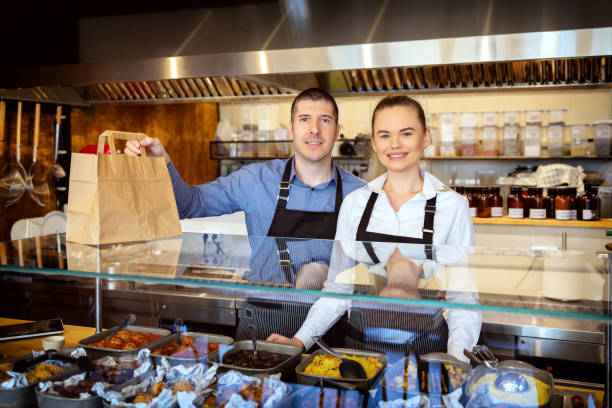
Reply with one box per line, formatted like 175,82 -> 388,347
268,96 -> 481,362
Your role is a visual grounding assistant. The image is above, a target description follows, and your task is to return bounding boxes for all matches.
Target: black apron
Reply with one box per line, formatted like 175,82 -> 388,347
347,191 -> 448,363
237,158 -> 346,346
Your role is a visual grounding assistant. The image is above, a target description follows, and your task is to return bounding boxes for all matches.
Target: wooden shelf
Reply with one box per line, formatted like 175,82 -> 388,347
472,216 -> 612,228
424,156 -> 612,160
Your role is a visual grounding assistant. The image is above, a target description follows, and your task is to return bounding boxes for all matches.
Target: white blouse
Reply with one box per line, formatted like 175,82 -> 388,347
295,171 -> 482,362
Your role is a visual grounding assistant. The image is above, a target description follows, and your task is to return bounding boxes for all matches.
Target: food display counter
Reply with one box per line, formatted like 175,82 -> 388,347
0,232 -> 609,407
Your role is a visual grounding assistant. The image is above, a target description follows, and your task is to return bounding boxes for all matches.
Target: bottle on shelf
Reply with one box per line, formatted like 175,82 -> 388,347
466,187 -> 477,218
528,187 -> 546,219
578,184 -> 601,221
507,186 -> 525,219
488,187 -> 503,217
554,187 -> 572,220
569,187 -> 578,220
544,188 -> 557,219
481,126 -> 499,157
476,187 -> 491,218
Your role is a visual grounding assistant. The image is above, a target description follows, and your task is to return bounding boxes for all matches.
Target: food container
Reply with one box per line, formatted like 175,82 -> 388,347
547,109 -> 566,125
460,126 -> 478,156
0,352 -> 80,408
504,111 -> 520,126
523,126 -> 541,157
481,126 -> 499,156
593,120 -> 612,156
146,332 -> 233,367
438,113 -> 456,141
481,112 -> 499,126
381,352 -> 469,401
210,340 -> 302,376
525,110 -> 543,125
295,348 -> 386,391
546,125 -> 565,157
78,325 -> 171,361
503,126 -> 521,156
465,360 -> 553,408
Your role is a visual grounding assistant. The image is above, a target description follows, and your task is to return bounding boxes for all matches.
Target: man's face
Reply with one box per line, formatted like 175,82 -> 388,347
289,99 -> 339,164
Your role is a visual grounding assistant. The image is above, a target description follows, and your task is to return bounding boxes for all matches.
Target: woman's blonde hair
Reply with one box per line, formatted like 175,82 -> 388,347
371,95 -> 427,132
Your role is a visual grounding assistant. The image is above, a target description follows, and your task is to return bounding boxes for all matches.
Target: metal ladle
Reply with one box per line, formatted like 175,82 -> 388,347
312,336 -> 367,380
474,345 -> 529,393
1,101 -> 27,206
174,317 -> 185,348
26,103 -> 49,206
246,324 -> 258,361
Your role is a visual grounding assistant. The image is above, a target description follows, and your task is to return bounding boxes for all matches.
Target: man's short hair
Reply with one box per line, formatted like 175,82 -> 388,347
290,88 -> 339,124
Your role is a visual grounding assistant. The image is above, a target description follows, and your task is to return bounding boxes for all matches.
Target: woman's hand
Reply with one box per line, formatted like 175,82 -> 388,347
381,248 -> 421,299
266,334 -> 305,351
124,136 -> 171,166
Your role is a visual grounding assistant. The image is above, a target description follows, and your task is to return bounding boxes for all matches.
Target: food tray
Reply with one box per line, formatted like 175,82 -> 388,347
145,332 -> 233,367
465,360 -> 553,408
0,352 -> 80,408
78,325 -> 170,360
381,352 -> 469,400
295,348 -> 387,391
209,340 -> 302,376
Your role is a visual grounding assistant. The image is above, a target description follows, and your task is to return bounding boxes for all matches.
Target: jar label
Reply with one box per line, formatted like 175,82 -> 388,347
570,209 -> 577,220
470,207 -> 477,217
595,126 -> 611,137
482,128 -> 497,140
525,128 -> 540,139
548,127 -> 563,139
529,208 -> 546,219
555,210 -> 571,220
491,207 -> 503,217
582,209 -> 596,220
508,208 -> 524,218
461,128 -> 476,141
526,111 -> 541,123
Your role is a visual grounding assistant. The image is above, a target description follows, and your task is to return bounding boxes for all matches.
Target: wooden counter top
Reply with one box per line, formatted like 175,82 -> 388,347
472,216 -> 612,228
0,318 -> 97,358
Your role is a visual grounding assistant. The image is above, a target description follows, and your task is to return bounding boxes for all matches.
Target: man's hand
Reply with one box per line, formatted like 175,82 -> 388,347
266,334 -> 305,351
124,136 -> 171,166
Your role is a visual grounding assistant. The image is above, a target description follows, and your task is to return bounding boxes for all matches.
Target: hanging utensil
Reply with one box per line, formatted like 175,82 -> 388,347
26,103 -> 49,206
52,106 -> 66,179
1,101 -> 27,206
174,317 -> 185,348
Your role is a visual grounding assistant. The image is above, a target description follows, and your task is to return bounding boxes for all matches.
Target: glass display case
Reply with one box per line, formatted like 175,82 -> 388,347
0,233 -> 609,407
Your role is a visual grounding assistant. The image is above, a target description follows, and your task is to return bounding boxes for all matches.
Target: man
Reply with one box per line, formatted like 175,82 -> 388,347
125,88 -> 365,342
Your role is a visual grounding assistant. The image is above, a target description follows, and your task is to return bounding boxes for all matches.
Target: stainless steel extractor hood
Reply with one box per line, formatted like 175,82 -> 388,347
1,0 -> 611,105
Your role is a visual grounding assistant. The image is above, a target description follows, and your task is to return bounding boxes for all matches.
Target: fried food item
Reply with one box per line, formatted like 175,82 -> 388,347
89,330 -> 162,350
151,381 -> 166,397
133,393 -> 154,403
172,381 -> 194,394
202,395 -> 216,408
25,363 -> 63,384
0,362 -> 14,383
153,336 -> 219,359
304,354 -> 383,379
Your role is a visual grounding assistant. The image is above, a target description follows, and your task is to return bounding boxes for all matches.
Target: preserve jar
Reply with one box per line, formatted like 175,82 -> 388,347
578,185 -> 601,221
544,188 -> 557,219
507,186 -> 525,218
554,187 -> 572,220
488,187 -> 503,217
477,187 -> 491,218
528,187 -> 546,219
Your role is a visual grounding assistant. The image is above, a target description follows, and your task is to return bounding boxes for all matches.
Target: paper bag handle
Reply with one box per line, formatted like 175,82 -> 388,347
98,130 -> 148,156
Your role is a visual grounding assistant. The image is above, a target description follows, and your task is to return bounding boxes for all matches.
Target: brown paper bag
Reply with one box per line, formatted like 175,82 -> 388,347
66,130 -> 182,245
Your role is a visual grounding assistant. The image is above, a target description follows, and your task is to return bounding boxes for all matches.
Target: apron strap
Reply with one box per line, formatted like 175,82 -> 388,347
275,158 -> 294,210
274,237 -> 295,284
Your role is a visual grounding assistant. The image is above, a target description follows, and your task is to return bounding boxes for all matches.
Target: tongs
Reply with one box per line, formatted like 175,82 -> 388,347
407,343 -> 451,394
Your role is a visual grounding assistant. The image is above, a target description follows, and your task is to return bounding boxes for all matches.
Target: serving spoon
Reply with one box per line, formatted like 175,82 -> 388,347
312,336 -> 367,380
473,345 -> 529,393
174,317 -> 185,348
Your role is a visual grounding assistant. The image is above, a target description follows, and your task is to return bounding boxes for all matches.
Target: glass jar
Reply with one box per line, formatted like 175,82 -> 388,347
523,126 -> 542,157
554,187 -> 572,220
439,141 -> 457,157
460,112 -> 480,127
585,138 -> 597,157
460,126 -> 478,156
528,187 -> 546,219
544,188 -> 557,219
488,187 -> 503,217
503,125 -> 520,156
465,187 -> 477,218
525,110 -> 543,125
547,109 -> 566,125
546,125 -> 565,158
477,187 -> 491,218
503,111 -> 520,126
481,112 -> 499,126
507,186 -> 525,218
570,124 -> 589,156
455,186 -> 465,196
439,112 -> 456,141
481,126 -> 499,157
578,185 -> 601,221
593,120 -> 612,157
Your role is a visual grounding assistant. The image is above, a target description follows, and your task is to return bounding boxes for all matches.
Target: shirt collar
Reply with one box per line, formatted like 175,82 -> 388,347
288,157 -> 339,189
367,170 -> 447,200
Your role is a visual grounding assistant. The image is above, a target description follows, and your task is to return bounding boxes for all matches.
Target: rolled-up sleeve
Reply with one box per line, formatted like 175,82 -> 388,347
168,162 -> 247,219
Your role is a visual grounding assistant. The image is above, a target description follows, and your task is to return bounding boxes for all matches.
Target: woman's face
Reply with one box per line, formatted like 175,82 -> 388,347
371,105 -> 430,174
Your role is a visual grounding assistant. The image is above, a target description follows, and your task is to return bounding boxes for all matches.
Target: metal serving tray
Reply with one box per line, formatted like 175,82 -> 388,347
209,340 -> 302,376
464,360 -> 553,408
0,352 -> 80,408
381,352 -> 470,400
78,325 -> 170,361
295,348 -> 387,391
146,331 -> 233,367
